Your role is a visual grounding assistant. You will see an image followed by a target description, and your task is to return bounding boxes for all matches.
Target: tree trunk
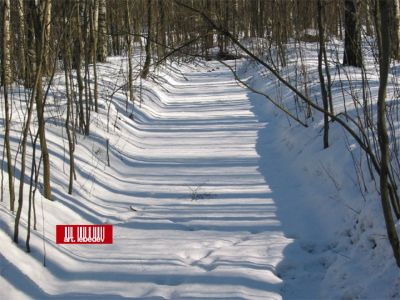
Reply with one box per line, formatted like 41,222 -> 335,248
141,0 -> 153,79
63,37 -> 75,195
83,1 -> 91,136
377,0 -> 400,267
17,0 -> 26,83
14,0 -> 47,243
343,0 -> 363,67
157,0 -> 166,59
126,0 -> 134,108
74,2 -> 86,133
35,0 -> 52,200
97,0 -> 108,62
391,0 -> 400,59
317,0 -> 329,149
91,0 -> 99,112
1,0 -> 16,211
43,0 -> 52,76
204,0 -> 213,60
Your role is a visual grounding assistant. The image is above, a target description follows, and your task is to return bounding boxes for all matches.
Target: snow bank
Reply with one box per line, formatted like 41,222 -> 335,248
237,40 -> 400,298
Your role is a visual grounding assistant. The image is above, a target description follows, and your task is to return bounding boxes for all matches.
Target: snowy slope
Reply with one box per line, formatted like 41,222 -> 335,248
238,42 -> 400,298
1,52 -> 399,299
1,59 -> 295,299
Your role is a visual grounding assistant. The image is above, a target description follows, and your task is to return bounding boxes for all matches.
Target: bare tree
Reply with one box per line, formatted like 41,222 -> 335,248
317,0 -> 330,149
126,0 -> 134,108
141,0 -> 153,79
376,0 -> 400,267
17,0 -> 27,83
35,0 -> 52,200
98,0 -> 108,62
1,0 -> 16,211
91,0 -> 99,112
15,0 -> 49,243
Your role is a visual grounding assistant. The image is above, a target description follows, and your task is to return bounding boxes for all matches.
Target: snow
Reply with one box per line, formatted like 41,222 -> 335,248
1,59 -> 288,299
0,49 -> 399,299
237,39 -> 400,298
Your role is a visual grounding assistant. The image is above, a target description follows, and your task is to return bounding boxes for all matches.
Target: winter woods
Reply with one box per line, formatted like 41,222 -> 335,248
1,0 -> 400,282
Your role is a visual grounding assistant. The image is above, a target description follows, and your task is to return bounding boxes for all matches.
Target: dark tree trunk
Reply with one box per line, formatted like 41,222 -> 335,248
343,0 -> 362,67
141,0 -> 153,79
377,0 -> 400,267
317,0 -> 329,149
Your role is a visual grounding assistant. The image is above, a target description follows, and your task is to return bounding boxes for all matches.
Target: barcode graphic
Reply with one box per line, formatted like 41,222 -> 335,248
56,225 -> 113,244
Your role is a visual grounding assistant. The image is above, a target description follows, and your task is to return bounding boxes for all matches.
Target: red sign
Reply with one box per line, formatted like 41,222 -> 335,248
56,225 -> 113,244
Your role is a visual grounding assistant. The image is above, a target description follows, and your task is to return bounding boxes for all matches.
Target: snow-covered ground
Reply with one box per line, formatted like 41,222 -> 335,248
0,53 -> 399,299
238,41 -> 400,298
0,59 -> 291,299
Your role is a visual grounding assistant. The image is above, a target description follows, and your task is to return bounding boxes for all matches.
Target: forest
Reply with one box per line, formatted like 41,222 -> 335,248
1,0 -> 400,299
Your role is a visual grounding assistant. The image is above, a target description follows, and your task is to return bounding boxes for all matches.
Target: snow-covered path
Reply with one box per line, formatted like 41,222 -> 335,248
1,62 -> 297,299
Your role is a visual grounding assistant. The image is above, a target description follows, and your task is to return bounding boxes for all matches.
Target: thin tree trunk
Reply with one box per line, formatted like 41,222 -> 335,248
2,0 -> 16,211
317,0 -> 329,149
63,4 -> 75,195
91,0 -> 99,112
75,2 -> 86,133
17,0 -> 26,83
126,0 -> 134,109
376,0 -> 400,267
35,0 -> 52,200
97,0 -> 108,62
157,0 -> 166,59
15,1 -> 43,243
141,0 -> 153,79
321,2 -> 334,116
26,131 -> 39,252
43,0 -> 52,76
392,0 -> 400,59
83,1 -> 91,136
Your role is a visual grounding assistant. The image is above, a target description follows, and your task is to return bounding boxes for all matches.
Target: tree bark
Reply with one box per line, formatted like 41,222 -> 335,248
141,0 -> 153,79
126,0 -> 134,108
1,0 -> 16,211
157,0 -> 166,59
343,0 -> 363,67
97,0 -> 108,62
377,0 -> 400,267
391,0 -> 400,59
43,0 -> 52,76
317,0 -> 330,149
35,0 -> 52,200
63,35 -> 75,195
14,0 -> 47,243
17,0 -> 26,83
74,2 -> 86,133
91,0 -> 99,112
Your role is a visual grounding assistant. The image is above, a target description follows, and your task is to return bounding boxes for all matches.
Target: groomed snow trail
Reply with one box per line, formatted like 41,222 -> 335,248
0,61 -> 293,299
